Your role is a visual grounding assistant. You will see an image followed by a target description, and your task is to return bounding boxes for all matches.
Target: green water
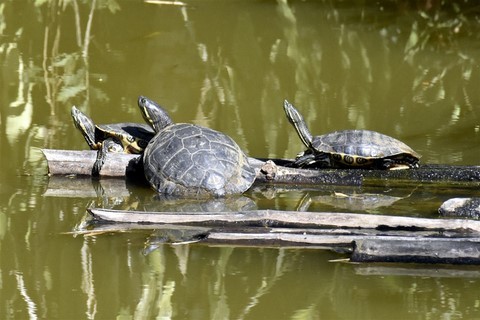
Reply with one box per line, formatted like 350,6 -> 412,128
1,0 -> 480,319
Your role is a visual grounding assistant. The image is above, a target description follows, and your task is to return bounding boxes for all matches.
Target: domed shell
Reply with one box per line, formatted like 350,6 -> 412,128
313,130 -> 419,157
143,123 -> 255,197
309,129 -> 421,168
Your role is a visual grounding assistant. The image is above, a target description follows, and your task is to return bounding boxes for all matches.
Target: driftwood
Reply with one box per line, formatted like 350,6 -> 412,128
439,198 -> 480,219
351,239 -> 480,265
41,149 -> 480,187
87,208 -> 480,232
83,208 -> 480,264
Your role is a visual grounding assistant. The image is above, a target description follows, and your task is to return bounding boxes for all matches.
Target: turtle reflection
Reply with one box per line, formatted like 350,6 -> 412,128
297,189 -> 411,213
143,194 -> 257,213
143,225 -> 211,255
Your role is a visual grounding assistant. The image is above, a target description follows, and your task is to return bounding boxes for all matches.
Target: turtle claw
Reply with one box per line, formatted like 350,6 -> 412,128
92,152 -> 105,177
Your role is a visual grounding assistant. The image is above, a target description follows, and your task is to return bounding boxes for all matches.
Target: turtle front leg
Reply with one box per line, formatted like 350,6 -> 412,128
92,138 -> 123,176
294,151 -> 331,168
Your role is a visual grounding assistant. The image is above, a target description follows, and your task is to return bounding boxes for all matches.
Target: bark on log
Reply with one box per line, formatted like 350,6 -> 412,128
41,149 -> 480,187
87,208 -> 480,232
439,198 -> 480,219
351,238 -> 480,265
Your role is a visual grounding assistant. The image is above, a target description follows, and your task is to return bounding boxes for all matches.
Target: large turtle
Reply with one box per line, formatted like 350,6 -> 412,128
71,106 -> 155,176
283,100 -> 421,170
137,96 -> 256,196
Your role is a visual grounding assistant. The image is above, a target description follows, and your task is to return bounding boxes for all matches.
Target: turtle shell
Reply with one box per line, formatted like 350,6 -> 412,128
304,130 -> 421,169
143,123 -> 255,197
96,123 -> 155,154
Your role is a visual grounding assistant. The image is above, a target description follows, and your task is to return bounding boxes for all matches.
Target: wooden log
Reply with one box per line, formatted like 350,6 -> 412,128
351,238 -> 480,265
87,208 -> 480,232
205,232 -> 449,250
439,198 -> 480,219
76,209 -> 480,264
72,219 -> 476,250
41,149 -> 140,177
75,213 -> 480,264
41,149 -> 480,186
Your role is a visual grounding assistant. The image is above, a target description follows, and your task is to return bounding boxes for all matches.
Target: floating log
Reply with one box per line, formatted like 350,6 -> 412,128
80,208 -> 480,264
41,149 -> 480,187
439,198 -> 480,219
351,238 -> 480,265
87,208 -> 480,232
40,149 -> 143,177
72,221 -> 454,243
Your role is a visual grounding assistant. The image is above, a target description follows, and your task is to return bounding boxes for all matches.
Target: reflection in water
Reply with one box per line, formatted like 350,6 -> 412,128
297,190 -> 409,213
70,236 -> 480,319
81,238 -> 97,320
143,225 -> 210,252
15,272 -> 38,320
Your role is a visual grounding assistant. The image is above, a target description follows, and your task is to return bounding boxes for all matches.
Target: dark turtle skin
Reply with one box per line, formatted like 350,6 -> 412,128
283,100 -> 421,170
71,106 -> 155,176
138,96 -> 256,197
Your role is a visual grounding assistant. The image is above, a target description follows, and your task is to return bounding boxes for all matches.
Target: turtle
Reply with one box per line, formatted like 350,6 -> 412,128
71,106 -> 155,176
137,96 -> 256,197
283,100 -> 421,170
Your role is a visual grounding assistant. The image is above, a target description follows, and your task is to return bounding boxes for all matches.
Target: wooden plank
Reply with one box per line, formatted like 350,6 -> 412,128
87,208 -> 480,233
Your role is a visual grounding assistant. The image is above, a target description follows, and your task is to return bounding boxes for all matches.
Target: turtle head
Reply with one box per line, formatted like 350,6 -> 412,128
283,100 -> 305,126
71,106 -> 97,149
138,96 -> 174,133
283,100 -> 314,148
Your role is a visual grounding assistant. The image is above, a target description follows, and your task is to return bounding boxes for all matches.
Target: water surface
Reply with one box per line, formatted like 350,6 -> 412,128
1,0 -> 480,319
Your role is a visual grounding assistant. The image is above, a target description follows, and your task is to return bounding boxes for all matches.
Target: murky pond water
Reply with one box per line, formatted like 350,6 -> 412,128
1,0 -> 480,319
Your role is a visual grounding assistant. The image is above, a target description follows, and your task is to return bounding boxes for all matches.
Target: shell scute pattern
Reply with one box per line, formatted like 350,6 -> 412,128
143,123 -> 255,196
311,130 -> 420,167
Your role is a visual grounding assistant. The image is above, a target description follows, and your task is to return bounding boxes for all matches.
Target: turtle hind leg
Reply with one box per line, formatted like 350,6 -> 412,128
92,138 -> 123,176
378,156 -> 419,170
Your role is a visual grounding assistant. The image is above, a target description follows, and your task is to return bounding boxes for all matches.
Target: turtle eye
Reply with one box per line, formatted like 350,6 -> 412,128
138,140 -> 148,149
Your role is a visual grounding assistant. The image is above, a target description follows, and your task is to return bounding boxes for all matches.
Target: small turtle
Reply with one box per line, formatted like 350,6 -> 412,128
283,100 -> 421,169
71,106 -> 155,176
138,96 -> 256,197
